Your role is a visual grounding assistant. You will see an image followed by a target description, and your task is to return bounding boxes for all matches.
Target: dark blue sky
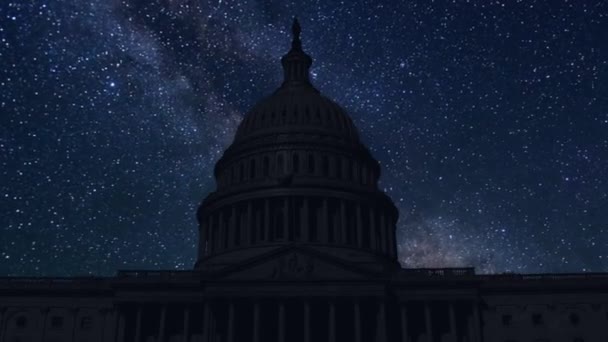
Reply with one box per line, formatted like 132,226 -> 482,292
1,0 -> 606,276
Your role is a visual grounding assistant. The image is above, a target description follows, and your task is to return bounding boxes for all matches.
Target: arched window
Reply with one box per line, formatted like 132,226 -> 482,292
250,159 -> 256,179
293,106 -> 299,123
263,156 -> 270,177
361,165 -> 368,185
50,316 -> 64,329
274,207 -> 284,240
80,316 -> 94,330
308,154 -> 315,174
293,153 -> 300,173
569,313 -> 580,326
336,111 -> 348,128
277,154 -> 284,176
325,108 -> 333,127
335,157 -> 342,179
322,156 -> 330,176
15,316 -> 27,329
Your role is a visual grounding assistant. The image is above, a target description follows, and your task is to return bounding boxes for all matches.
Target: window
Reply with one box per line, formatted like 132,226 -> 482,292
277,154 -> 284,176
532,313 -> 543,326
501,314 -> 512,326
308,154 -> 315,174
569,313 -> 580,326
361,166 -> 367,184
292,154 -> 300,173
50,315 -> 64,329
335,158 -> 342,179
80,316 -> 93,330
249,159 -> 256,179
15,316 -> 27,329
263,156 -> 270,177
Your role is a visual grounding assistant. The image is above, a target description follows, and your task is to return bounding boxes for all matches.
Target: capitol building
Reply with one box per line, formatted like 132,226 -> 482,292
0,19 -> 607,342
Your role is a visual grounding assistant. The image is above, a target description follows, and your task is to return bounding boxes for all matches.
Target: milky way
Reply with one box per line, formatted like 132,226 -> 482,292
1,1 -> 607,276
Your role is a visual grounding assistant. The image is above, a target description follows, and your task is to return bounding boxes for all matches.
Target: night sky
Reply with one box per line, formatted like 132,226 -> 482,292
1,1 -> 607,276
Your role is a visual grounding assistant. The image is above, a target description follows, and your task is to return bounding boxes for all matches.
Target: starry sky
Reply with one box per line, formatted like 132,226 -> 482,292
1,0 -> 607,276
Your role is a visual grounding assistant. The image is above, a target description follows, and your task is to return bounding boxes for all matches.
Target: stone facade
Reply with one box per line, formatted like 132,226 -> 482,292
1,19 -> 607,342
1,271 -> 607,342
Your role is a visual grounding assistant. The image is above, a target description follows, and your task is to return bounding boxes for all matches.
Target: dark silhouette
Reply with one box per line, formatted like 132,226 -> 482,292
0,19 -> 607,342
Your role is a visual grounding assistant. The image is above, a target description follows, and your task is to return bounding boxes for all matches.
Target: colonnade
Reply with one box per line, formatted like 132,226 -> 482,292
217,149 -> 378,189
116,299 -> 482,342
200,196 -> 396,258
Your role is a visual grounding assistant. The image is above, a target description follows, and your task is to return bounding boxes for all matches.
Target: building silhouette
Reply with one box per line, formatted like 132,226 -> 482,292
1,19 -> 607,342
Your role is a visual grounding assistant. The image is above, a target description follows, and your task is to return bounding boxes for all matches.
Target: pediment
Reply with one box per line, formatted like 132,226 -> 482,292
211,246 -> 377,281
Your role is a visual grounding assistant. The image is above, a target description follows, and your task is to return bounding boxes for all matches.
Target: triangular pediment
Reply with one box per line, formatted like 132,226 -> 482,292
210,245 -> 379,281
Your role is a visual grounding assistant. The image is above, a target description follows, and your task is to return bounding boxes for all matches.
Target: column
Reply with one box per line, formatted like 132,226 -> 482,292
71,308 -> 79,342
134,306 -> 142,342
0,307 -> 7,342
304,300 -> 311,342
99,308 -> 109,342
200,216 -> 207,256
158,305 -> 166,342
369,207 -> 377,250
218,211 -> 225,251
472,302 -> 481,342
283,198 -> 289,240
379,212 -> 386,252
208,215 -> 215,253
253,302 -> 260,342
386,216 -> 397,256
278,302 -> 285,342
354,301 -> 361,342
202,302 -> 210,342
246,202 -> 253,245
255,203 -> 262,243
321,199 -> 329,243
302,199 -> 309,242
400,304 -> 408,342
210,311 -> 216,342
39,307 -> 49,342
230,206 -> 237,248
356,204 -> 363,247
227,302 -> 235,342
328,301 -> 336,342
424,302 -> 433,342
376,301 -> 387,342
339,201 -> 347,244
116,310 -> 125,342
182,308 -> 190,342
264,199 -> 271,242
449,303 -> 456,337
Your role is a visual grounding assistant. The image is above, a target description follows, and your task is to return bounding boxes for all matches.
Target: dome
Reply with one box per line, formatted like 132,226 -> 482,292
233,20 -> 359,145
234,91 -> 360,144
195,19 -> 399,273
